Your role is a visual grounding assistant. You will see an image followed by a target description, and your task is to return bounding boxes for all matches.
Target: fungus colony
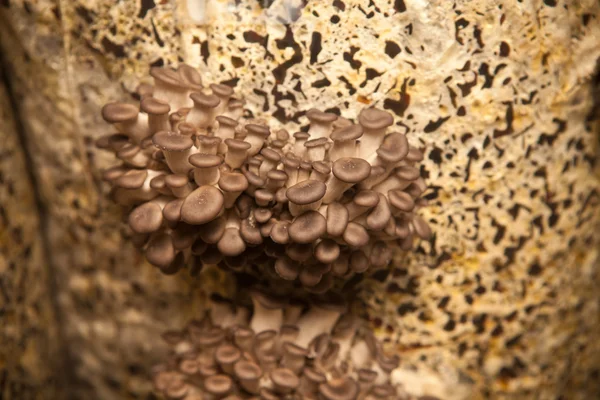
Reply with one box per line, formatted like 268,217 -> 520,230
97,64 -> 431,292
152,290 -> 409,400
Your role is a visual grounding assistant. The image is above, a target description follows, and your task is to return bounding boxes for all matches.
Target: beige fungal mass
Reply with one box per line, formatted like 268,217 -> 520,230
152,292 -> 406,399
98,64 -> 431,290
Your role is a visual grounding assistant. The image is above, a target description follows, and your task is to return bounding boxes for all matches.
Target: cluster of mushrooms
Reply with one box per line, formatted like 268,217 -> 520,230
152,290 -> 409,400
97,64 -> 431,292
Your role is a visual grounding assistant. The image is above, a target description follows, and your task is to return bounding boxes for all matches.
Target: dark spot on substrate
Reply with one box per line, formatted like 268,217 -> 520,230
138,0 -> 156,19
394,0 -> 406,13
543,0 -> 557,6
385,41 -> 401,58
309,32 -> 322,64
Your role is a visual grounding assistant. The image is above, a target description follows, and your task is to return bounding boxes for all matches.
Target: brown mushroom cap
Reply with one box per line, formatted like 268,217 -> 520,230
150,67 -> 186,88
163,198 -> 184,222
305,137 -> 330,149
224,138 -> 252,151
189,153 -> 223,168
318,377 -> 359,400
165,174 -> 189,189
218,172 -> 249,192
204,374 -> 233,395
234,360 -> 262,380
314,239 -> 341,264
217,228 -> 246,256
153,131 -> 194,151
312,161 -> 332,175
353,190 -> 380,207
330,125 -> 363,141
306,108 -> 338,123
216,115 -> 238,128
215,344 -> 241,366
388,190 -> 415,212
141,97 -> 170,115
293,132 -> 310,141
286,180 -> 327,205
250,290 -> 285,309
261,147 -> 281,163
115,169 -> 148,189
274,257 -> 300,281
326,202 -> 350,237
270,368 -> 300,391
376,132 -> 409,162
343,222 -> 370,247
245,124 -> 271,137
178,63 -> 203,89
288,211 -> 327,244
129,202 -> 164,233
358,108 -> 394,130
181,186 -> 224,224
332,158 -> 371,183
145,233 -> 176,267
190,92 -> 220,108
102,103 -> 139,123
395,166 -> 421,181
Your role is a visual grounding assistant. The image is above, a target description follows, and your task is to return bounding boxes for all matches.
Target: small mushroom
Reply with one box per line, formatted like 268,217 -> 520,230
165,174 -> 193,198
305,137 -> 330,162
329,125 -> 363,161
233,360 -> 262,394
286,180 -> 327,216
224,139 -> 251,169
306,108 -> 338,139
189,153 -> 223,186
270,368 -> 300,394
319,377 -> 359,400
214,115 -> 238,142
153,131 -> 196,174
102,102 -> 149,143
218,172 -> 249,208
187,92 -> 220,131
210,83 -> 234,116
141,97 -> 171,134
357,108 -> 394,158
288,211 -> 327,244
323,158 -> 372,204
244,124 -> 270,156
150,67 -> 193,111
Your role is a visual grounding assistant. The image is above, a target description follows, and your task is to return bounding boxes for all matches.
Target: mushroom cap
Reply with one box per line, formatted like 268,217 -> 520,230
233,360 -> 262,380
274,257 -> 300,281
116,143 -> 141,159
358,108 -> 394,130
217,228 -> 246,256
305,137 -> 330,148
129,202 -> 164,234
189,153 -> 223,168
353,190 -> 380,207
303,367 -> 327,384
286,180 -> 327,205
343,222 -> 370,247
388,190 -> 415,212
102,103 -> 139,123
178,123 -> 197,136
376,132 -> 409,162
165,174 -> 189,188
282,156 -> 301,169
181,186 -> 224,224
330,125 -> 363,142
204,374 -> 233,395
163,198 -> 184,222
326,202 -> 349,237
116,169 -> 147,189
306,108 -> 338,123
357,368 -> 378,383
211,83 -> 234,97
216,115 -> 238,128
218,172 -> 249,192
394,165 -> 420,181
150,67 -> 186,88
314,239 -> 341,264
153,131 -> 194,151
293,132 -> 310,141
318,377 -> 359,400
260,147 -> 281,162
141,97 -> 170,115
288,211 -> 327,244
178,63 -> 203,88
267,170 -> 288,182
145,233 -> 175,267
190,92 -> 220,108
312,161 -> 332,175
270,368 -> 300,391
224,138 -> 252,151
245,123 -> 271,137
215,344 -> 241,365
332,158 -> 371,183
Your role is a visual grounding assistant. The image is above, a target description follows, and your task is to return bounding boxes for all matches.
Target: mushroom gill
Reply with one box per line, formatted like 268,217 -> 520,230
151,291 -> 410,400
97,64 -> 431,290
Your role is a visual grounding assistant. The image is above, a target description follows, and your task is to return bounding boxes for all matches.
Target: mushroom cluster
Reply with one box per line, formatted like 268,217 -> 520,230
152,291 -> 404,400
97,64 -> 431,291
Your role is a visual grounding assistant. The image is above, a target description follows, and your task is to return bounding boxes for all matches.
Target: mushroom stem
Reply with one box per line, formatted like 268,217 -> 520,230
249,294 -> 284,333
294,306 -> 343,348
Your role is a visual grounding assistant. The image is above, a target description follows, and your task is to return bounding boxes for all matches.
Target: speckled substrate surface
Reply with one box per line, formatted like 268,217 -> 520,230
1,0 -> 600,399
0,66 -> 61,398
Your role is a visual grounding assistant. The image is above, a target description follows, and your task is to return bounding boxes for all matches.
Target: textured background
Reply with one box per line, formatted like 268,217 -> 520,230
1,0 -> 599,399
